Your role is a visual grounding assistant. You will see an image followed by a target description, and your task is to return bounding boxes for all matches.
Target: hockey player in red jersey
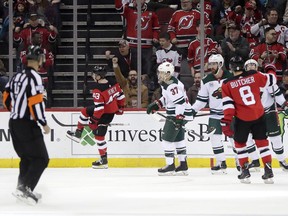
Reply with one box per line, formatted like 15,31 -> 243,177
221,56 -> 277,184
66,66 -> 125,169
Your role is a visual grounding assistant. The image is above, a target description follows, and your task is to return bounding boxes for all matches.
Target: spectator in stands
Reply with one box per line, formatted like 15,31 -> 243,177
282,1 -> 288,25
14,12 -> 57,53
20,31 -> 54,105
250,8 -> 288,48
0,58 -> 8,108
156,32 -> 182,78
115,0 -> 160,78
187,20 -> 218,76
186,72 -> 201,105
105,39 -> 137,78
250,26 -> 286,82
220,23 -> 250,69
112,57 -> 149,108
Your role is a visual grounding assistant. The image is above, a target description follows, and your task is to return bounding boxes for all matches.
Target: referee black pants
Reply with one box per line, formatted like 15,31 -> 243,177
9,119 -> 49,191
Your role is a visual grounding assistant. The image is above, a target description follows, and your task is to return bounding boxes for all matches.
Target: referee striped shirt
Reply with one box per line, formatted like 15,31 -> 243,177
3,67 -> 47,126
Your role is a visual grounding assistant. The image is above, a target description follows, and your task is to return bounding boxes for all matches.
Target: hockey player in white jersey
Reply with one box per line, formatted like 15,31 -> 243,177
244,59 -> 288,171
191,54 -> 234,174
146,62 -> 194,176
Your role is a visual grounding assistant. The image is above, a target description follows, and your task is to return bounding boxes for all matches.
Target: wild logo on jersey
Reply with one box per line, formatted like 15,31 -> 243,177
212,87 -> 222,99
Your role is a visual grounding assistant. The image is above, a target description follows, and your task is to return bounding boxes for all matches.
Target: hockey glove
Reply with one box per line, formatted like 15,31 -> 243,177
147,100 -> 163,114
89,116 -> 99,130
220,119 -> 234,137
282,101 -> 288,115
175,114 -> 185,129
116,106 -> 124,115
264,63 -> 276,74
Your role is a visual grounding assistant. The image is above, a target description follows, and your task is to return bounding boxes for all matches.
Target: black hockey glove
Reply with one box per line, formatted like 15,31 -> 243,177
147,100 -> 163,114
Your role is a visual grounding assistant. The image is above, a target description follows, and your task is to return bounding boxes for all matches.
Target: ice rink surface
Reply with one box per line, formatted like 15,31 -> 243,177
0,168 -> 288,216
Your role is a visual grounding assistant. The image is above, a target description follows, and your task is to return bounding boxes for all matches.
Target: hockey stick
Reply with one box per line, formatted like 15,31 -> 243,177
51,114 -> 129,127
156,112 -> 215,139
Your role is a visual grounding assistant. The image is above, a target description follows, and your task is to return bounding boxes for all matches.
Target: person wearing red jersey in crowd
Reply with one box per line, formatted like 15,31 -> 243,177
14,12 -> 57,53
20,31 -> 54,100
187,20 -> 218,76
221,56 -> 277,184
250,8 -> 288,48
66,66 -> 125,169
115,0 -> 160,77
249,26 -> 286,82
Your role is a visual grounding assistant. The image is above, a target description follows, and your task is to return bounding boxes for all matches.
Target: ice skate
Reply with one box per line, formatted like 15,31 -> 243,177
262,163 -> 274,184
12,185 -> 38,205
211,161 -> 227,175
175,160 -> 188,176
66,129 -> 82,143
92,156 -> 108,169
158,163 -> 175,176
279,161 -> 288,172
238,163 -> 251,184
248,159 -> 260,172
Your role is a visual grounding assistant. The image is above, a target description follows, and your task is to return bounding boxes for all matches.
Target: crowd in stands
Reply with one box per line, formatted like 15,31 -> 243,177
1,0 -> 288,108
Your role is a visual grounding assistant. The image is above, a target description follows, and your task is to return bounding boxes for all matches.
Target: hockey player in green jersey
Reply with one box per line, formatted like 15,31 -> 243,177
191,54 -> 234,174
147,62 -> 194,176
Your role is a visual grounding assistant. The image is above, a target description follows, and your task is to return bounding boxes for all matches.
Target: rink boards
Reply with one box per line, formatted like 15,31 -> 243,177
0,110 -> 287,168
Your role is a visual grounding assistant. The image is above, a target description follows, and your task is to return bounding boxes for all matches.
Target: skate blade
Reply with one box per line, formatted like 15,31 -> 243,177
158,171 -> 175,176
240,178 -> 251,184
92,165 -> 108,169
281,167 -> 288,172
249,167 -> 261,172
263,178 -> 274,184
66,134 -> 80,143
174,170 -> 189,176
211,169 -> 227,175
12,192 -> 37,205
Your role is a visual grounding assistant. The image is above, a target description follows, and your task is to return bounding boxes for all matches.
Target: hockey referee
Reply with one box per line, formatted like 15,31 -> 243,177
2,45 -> 50,205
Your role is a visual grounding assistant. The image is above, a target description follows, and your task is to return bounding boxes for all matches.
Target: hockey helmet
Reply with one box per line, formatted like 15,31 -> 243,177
208,54 -> 224,68
26,45 -> 44,61
244,59 -> 258,71
157,62 -> 175,83
92,65 -> 107,79
229,56 -> 244,72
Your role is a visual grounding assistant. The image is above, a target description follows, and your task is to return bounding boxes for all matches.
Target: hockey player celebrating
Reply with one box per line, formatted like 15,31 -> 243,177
221,56 -> 277,184
146,62 -> 194,176
191,54 -> 233,174
244,59 -> 288,171
66,66 -> 125,169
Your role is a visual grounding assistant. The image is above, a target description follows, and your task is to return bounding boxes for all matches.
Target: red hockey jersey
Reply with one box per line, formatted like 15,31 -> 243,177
115,0 -> 160,48
222,70 -> 276,122
167,9 -> 211,48
91,82 -> 125,119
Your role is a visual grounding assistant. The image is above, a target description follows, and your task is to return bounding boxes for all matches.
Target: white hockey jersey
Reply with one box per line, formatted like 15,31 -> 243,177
260,84 -> 285,111
192,70 -> 233,120
159,77 -> 194,120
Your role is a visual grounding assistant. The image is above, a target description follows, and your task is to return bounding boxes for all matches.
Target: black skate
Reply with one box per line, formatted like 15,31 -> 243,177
12,185 -> 38,205
262,163 -> 274,184
238,163 -> 251,184
158,163 -> 175,176
175,160 -> 188,176
279,161 -> 288,172
92,156 -> 108,169
66,129 -> 82,143
211,161 -> 227,175
248,159 -> 260,172
235,159 -> 241,172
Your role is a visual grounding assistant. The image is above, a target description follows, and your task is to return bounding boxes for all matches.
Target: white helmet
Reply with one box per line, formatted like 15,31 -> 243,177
244,59 -> 258,71
208,54 -> 224,68
157,62 -> 175,83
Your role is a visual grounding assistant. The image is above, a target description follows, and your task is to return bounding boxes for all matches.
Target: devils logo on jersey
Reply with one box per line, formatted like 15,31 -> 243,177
134,14 -> 152,31
178,15 -> 194,31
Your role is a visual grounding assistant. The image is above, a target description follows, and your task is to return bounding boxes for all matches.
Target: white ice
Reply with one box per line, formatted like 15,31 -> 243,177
0,168 -> 288,216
